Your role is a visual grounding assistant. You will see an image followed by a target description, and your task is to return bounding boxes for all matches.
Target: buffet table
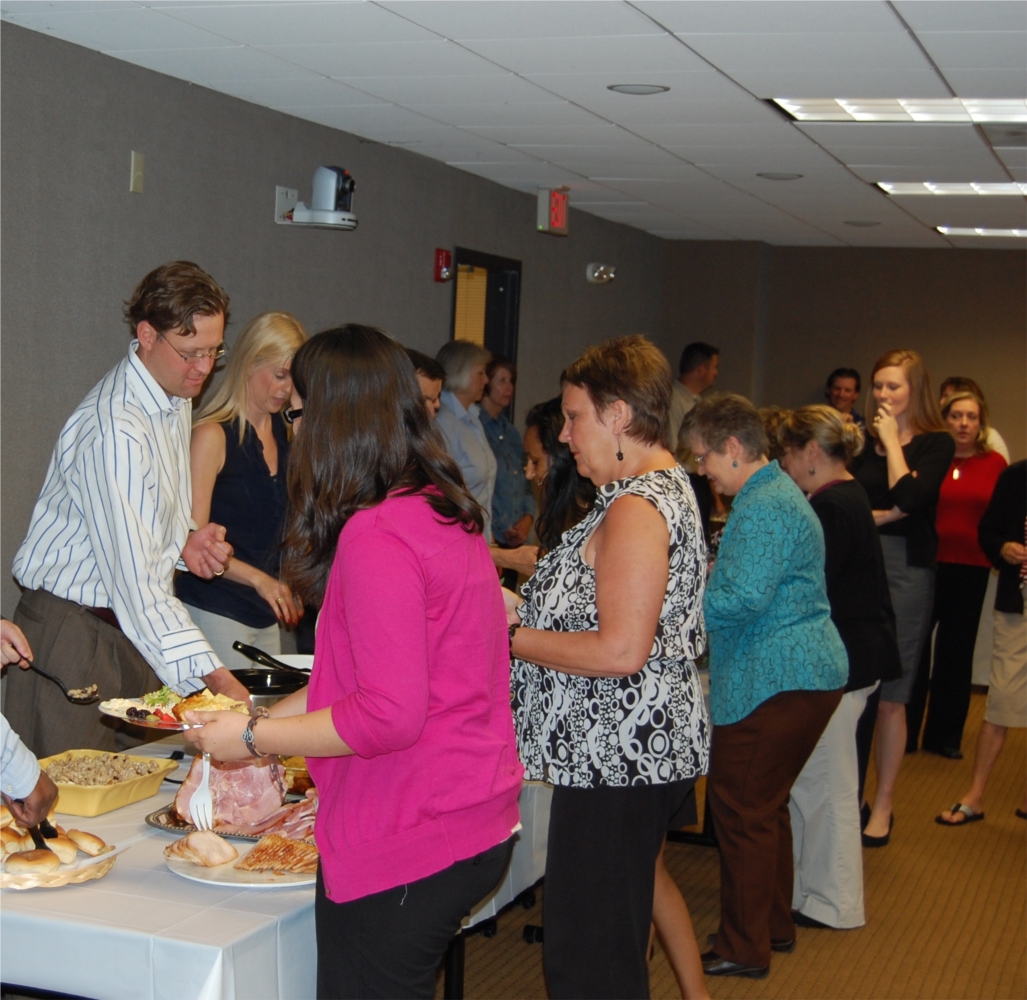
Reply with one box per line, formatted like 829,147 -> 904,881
1,741 -> 551,1000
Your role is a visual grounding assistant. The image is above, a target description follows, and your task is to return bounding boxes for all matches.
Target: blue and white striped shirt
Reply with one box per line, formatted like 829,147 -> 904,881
13,343 -> 220,692
1,712 -> 40,799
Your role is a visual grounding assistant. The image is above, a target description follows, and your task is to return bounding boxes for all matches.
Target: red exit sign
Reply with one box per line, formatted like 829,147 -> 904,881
537,188 -> 569,236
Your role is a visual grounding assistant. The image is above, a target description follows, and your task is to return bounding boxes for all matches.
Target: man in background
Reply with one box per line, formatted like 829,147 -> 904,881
825,368 -> 864,426
668,342 -> 719,462
8,261 -> 249,757
405,348 -> 445,419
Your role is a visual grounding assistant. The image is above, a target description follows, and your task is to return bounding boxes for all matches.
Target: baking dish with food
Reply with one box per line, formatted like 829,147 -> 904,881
39,749 -> 179,817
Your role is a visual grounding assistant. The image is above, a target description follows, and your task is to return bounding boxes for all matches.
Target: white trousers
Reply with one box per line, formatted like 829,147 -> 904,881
789,684 -> 875,929
182,603 -> 282,673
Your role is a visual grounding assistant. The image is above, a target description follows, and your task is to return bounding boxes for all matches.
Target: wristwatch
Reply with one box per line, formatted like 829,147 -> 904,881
241,707 -> 271,758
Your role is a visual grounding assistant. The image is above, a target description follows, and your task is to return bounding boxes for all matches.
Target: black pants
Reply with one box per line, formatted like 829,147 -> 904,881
907,563 -> 991,753
543,778 -> 698,1000
315,838 -> 513,999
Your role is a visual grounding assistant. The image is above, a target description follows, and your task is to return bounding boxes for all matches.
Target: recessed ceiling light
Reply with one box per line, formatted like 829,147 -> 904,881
844,220 -> 881,227
773,97 -> 1027,123
757,172 -> 803,181
607,84 -> 670,96
937,226 -> 1027,238
879,182 -> 1027,196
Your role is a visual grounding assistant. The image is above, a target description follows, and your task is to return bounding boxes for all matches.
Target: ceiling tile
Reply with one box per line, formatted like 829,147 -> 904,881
3,6 -> 232,51
847,162 -> 1013,184
892,1 -> 1027,33
328,72 -> 557,106
403,100 -> 601,128
214,74 -> 388,109
676,145 -> 833,170
523,70 -> 746,109
275,102 -> 445,138
154,1 -> 439,47
377,1 -> 661,41
510,143 -> 682,167
458,32 -> 708,76
629,122 -> 809,148
896,197 -> 1027,229
728,70 -> 951,100
112,45 -> 309,85
465,123 -> 637,146
259,39 -> 504,78
826,148 -> 1005,172
918,31 -> 1027,71
941,68 -> 1027,99
447,160 -> 584,187
635,2 -> 902,35
0,1 -> 137,11
798,122 -> 989,150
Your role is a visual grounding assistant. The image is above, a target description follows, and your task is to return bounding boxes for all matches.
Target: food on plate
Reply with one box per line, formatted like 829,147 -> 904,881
46,836 -> 79,865
164,829 -> 239,867
235,833 -> 318,875
101,697 -> 179,726
5,849 -> 62,874
174,756 -> 285,828
172,689 -> 248,722
281,755 -> 314,795
66,829 -> 108,857
44,752 -> 164,786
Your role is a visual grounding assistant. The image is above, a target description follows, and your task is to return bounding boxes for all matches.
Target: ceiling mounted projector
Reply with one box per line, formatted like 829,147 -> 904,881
275,166 -> 357,230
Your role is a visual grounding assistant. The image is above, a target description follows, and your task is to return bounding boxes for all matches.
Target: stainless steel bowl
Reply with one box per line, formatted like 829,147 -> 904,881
232,668 -> 307,710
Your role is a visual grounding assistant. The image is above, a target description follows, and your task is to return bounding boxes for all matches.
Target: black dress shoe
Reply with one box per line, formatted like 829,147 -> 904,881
859,801 -> 871,831
701,951 -> 769,979
861,812 -> 894,848
924,744 -> 964,760
708,933 -> 795,954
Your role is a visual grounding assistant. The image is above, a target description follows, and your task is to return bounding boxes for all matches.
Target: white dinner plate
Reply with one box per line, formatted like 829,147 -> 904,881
99,700 -> 187,731
165,842 -> 316,888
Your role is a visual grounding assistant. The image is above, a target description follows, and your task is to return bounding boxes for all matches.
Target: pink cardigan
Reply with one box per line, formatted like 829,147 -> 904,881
306,492 -> 523,903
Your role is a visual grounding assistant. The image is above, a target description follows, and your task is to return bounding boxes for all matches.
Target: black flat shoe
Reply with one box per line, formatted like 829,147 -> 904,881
861,812 -> 894,848
860,801 -> 871,831
701,951 -> 769,979
791,911 -> 835,930
708,933 -> 795,954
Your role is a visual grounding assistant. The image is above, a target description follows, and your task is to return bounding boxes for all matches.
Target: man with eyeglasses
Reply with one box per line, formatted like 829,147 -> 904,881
8,261 -> 251,757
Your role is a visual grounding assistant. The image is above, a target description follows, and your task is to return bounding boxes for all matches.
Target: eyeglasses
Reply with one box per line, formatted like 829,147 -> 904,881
693,450 -> 712,467
158,332 -> 227,365
283,407 -> 303,425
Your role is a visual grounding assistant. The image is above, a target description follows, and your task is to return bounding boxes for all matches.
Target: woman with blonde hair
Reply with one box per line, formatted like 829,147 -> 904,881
850,349 -> 954,845
907,390 -> 1007,762
176,311 -> 307,669
778,405 -> 901,929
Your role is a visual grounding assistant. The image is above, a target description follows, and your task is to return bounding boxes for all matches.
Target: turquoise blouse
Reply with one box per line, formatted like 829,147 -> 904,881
703,461 -> 847,726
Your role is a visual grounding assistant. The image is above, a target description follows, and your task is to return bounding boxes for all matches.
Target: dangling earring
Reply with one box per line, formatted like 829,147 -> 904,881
732,460 -> 738,468
808,466 -> 816,477
616,436 -> 624,462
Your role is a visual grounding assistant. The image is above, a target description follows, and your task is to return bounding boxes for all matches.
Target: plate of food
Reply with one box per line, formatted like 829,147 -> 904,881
164,830 -> 317,888
100,686 -> 249,730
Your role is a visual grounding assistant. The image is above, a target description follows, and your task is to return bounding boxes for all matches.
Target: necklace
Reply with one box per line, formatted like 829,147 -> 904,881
951,456 -> 973,480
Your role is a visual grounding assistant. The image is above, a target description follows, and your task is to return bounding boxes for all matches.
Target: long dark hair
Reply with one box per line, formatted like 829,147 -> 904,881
525,396 -> 596,554
282,325 -> 483,607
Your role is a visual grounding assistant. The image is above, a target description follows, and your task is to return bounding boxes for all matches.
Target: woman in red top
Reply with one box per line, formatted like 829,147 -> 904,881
907,390 -> 1007,758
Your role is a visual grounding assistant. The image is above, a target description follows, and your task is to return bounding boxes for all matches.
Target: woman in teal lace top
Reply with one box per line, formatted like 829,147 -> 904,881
683,393 -> 847,982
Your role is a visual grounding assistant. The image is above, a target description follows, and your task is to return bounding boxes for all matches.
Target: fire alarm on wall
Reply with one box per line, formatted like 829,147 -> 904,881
434,248 -> 453,282
537,189 -> 569,236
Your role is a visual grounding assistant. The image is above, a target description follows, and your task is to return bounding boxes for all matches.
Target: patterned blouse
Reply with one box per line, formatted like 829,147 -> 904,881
511,467 -> 710,789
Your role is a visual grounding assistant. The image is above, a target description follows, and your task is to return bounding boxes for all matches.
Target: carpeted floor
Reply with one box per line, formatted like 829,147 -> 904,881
441,689 -> 1027,999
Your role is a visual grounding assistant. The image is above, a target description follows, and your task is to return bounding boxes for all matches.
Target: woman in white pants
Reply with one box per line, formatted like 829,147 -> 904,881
779,406 -> 903,928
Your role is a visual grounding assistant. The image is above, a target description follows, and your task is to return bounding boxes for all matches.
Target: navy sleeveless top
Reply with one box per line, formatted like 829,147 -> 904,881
176,415 -> 290,629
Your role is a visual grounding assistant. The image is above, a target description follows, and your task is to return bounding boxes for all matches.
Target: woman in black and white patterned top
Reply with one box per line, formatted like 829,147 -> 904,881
507,336 -> 710,1000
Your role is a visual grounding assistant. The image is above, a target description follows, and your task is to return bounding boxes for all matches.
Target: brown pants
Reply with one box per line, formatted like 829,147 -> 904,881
6,589 -> 163,758
708,688 -> 844,968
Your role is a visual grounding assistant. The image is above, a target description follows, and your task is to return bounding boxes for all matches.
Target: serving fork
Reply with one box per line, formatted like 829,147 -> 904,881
190,752 -> 214,831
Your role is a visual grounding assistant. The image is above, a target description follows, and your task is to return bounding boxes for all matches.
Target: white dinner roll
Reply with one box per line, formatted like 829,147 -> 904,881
66,829 -> 107,857
5,849 -> 62,874
48,836 -> 79,864
0,804 -> 12,829
0,828 -> 22,855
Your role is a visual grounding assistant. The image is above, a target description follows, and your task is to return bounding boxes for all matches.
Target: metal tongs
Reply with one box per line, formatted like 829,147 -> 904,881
232,641 -> 310,676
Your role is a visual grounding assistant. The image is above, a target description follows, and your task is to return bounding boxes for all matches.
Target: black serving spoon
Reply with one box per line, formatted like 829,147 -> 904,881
232,641 -> 310,676
27,660 -> 99,704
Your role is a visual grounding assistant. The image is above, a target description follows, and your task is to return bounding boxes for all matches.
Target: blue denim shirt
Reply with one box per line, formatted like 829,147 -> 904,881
703,461 -> 848,726
436,391 -> 498,542
480,409 -> 535,541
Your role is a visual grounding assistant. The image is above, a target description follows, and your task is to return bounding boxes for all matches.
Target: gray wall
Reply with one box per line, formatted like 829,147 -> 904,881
1,24 -> 668,617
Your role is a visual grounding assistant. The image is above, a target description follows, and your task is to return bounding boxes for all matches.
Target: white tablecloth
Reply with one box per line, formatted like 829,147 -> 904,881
1,741 -> 550,1000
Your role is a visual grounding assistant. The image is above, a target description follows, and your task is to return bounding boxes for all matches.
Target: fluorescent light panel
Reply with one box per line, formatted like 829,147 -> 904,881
937,226 -> 1027,238
879,182 -> 1027,196
775,98 -> 1027,123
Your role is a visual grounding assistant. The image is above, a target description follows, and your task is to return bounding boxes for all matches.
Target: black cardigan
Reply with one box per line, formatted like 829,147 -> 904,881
850,431 -> 955,568
810,480 -> 902,691
978,460 -> 1026,615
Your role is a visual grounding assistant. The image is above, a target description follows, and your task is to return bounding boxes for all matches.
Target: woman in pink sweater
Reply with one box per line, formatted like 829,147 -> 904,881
186,325 -> 522,999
